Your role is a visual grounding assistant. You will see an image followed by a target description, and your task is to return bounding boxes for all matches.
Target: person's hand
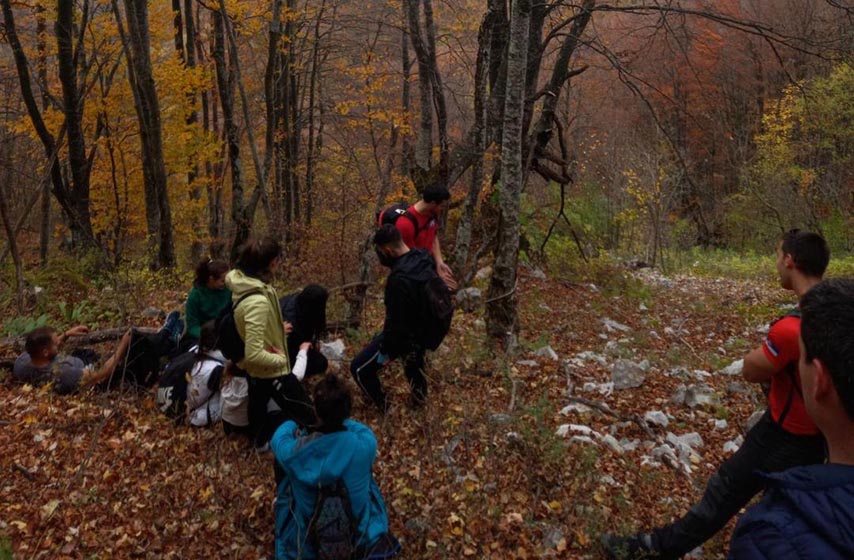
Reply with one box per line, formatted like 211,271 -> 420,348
268,346 -> 284,355
437,262 -> 458,291
299,342 -> 311,352
376,353 -> 389,365
283,321 -> 294,335
65,325 -> 90,337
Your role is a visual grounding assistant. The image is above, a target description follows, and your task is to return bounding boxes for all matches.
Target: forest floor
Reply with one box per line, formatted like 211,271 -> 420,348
0,257 -> 811,559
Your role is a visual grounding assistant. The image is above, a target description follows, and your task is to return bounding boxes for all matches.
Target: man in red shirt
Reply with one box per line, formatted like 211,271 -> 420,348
393,185 -> 457,290
603,229 -> 829,560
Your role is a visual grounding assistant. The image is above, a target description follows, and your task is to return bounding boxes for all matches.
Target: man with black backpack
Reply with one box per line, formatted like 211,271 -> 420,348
351,225 -> 453,413
377,185 -> 457,290
602,229 -> 830,560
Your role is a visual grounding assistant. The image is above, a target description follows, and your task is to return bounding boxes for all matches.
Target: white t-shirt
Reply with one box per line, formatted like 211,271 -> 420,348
186,348 -> 225,427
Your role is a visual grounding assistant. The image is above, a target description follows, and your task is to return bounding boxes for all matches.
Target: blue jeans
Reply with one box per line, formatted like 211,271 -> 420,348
350,334 -> 426,410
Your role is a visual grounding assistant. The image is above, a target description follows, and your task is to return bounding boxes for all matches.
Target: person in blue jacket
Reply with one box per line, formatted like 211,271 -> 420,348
271,373 -> 400,560
728,278 -> 854,560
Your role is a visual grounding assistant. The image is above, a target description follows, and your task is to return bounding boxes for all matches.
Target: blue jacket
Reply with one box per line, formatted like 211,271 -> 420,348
728,464 -> 854,559
272,419 -> 391,560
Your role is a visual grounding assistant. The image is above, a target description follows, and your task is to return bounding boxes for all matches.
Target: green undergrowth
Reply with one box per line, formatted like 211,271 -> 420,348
669,247 -> 854,280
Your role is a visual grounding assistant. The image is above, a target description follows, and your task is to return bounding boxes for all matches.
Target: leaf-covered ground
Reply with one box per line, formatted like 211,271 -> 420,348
1,263 -> 794,559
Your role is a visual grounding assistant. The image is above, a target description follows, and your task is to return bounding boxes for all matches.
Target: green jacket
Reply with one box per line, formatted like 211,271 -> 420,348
184,284 -> 232,340
225,269 -> 291,378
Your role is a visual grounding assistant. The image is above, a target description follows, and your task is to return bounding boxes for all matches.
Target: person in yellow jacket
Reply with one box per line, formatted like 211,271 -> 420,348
226,237 -> 315,448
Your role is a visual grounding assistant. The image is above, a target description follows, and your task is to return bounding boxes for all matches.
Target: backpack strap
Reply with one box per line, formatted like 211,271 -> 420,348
234,289 -> 265,310
400,210 -> 421,239
771,307 -> 803,429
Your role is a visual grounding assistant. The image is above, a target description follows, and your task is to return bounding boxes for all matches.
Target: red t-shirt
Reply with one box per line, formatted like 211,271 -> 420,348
395,205 -> 438,251
761,315 -> 819,435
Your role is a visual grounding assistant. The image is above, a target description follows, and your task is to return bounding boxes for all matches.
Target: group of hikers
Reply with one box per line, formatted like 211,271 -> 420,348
8,182 -> 854,559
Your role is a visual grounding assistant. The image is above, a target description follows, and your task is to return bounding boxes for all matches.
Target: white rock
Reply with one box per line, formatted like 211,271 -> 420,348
612,359 -> 647,390
569,435 -> 596,445
539,303 -> 553,312
684,384 -> 719,409
714,419 -> 728,430
746,410 -> 765,431
619,439 -> 641,452
671,384 -> 687,405
723,436 -> 744,454
474,266 -> 492,280
639,302 -> 648,311
575,351 -> 609,366
516,360 -> 540,368
455,287 -> 482,313
600,434 -> 624,454
533,345 -> 559,361
720,359 -> 744,376
529,268 -> 547,280
320,339 -> 347,362
644,410 -> 670,427
603,318 -> 632,333
667,431 -> 704,450
560,403 -> 591,415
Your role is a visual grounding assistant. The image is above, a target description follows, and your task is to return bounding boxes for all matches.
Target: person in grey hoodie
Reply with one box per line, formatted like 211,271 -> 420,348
226,237 -> 314,447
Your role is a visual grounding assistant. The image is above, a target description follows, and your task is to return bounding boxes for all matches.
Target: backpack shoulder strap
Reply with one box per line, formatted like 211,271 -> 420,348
401,210 -> 420,238
234,289 -> 265,309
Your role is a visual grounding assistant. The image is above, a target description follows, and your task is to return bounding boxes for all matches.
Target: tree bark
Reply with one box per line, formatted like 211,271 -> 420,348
406,0 -> 433,172
486,0 -> 531,349
114,0 -> 175,269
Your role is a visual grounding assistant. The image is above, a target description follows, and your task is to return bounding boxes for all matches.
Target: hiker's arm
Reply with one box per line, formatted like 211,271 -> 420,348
184,290 -> 202,340
271,420 -> 299,461
744,318 -> 799,384
379,278 -> 412,356
742,347 -> 777,383
241,303 -> 290,373
433,238 -> 457,290
81,329 -> 133,386
58,325 -> 89,346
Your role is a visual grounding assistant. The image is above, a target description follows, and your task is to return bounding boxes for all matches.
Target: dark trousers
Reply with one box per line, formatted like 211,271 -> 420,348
248,374 -> 315,446
287,343 -> 328,379
350,334 -> 426,410
652,411 -> 825,558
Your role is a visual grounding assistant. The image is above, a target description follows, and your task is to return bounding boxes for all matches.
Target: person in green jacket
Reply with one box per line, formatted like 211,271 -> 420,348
182,258 -> 231,349
226,237 -> 314,448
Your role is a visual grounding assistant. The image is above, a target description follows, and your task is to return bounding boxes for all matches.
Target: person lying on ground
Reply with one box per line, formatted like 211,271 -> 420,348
226,236 -> 315,449
271,373 -> 401,560
182,258 -> 231,350
280,283 -> 329,378
13,325 -> 133,394
728,278 -> 854,559
602,229 -> 830,560
351,224 -> 452,413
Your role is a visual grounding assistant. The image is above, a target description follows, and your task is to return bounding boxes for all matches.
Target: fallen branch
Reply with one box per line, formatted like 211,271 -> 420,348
565,395 -> 656,440
13,462 -> 35,481
0,327 -> 156,353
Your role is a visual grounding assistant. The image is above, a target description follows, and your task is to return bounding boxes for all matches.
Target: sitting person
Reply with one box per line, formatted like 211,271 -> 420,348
13,325 -> 134,394
728,278 -> 854,559
185,321 -> 226,427
280,284 -> 329,378
271,374 -> 401,560
182,258 -> 231,349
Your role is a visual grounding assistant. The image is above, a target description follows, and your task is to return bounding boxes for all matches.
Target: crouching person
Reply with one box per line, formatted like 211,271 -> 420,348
272,374 -> 401,560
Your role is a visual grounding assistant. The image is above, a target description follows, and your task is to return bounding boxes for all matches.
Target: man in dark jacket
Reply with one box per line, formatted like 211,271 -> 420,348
728,278 -> 854,559
351,224 -> 437,412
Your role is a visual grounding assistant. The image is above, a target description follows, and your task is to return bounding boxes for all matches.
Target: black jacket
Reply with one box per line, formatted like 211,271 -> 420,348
380,249 -> 435,356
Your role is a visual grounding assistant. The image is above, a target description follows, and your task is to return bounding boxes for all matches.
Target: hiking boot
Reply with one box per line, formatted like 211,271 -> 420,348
160,310 -> 184,346
600,533 -> 659,560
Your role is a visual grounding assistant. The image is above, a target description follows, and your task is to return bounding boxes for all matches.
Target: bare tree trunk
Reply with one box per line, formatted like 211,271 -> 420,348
36,2 -> 50,264
406,0 -> 433,172
454,1 -> 500,279
113,0 -> 175,269
486,0 -> 531,350
0,137 -> 24,311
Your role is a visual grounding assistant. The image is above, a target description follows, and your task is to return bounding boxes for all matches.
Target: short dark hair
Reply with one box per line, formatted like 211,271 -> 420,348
373,224 -> 402,247
422,184 -> 450,204
197,320 -> 217,355
313,374 -> 351,428
236,237 -> 283,279
800,278 -> 854,421
781,229 -> 830,278
25,326 -> 56,356
194,259 -> 229,287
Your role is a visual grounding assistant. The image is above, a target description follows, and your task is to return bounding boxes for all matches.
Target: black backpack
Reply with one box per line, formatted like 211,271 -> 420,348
214,290 -> 264,363
376,203 -> 432,238
308,479 -> 358,560
155,350 -> 197,419
417,275 -> 453,351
